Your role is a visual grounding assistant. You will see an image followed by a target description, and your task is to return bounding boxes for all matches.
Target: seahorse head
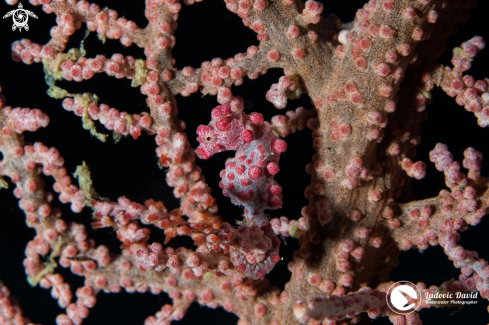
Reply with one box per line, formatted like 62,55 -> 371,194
196,104 -> 255,159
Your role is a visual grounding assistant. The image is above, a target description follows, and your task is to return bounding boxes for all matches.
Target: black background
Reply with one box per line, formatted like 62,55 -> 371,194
0,0 -> 488,324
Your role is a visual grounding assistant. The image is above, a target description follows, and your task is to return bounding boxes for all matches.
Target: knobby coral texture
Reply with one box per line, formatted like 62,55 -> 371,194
0,0 -> 488,324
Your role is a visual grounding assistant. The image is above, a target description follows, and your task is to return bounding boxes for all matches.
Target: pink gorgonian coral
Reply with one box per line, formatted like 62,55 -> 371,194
0,0 -> 489,325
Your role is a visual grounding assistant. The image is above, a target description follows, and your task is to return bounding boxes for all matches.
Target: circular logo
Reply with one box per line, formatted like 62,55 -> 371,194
386,281 -> 422,315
